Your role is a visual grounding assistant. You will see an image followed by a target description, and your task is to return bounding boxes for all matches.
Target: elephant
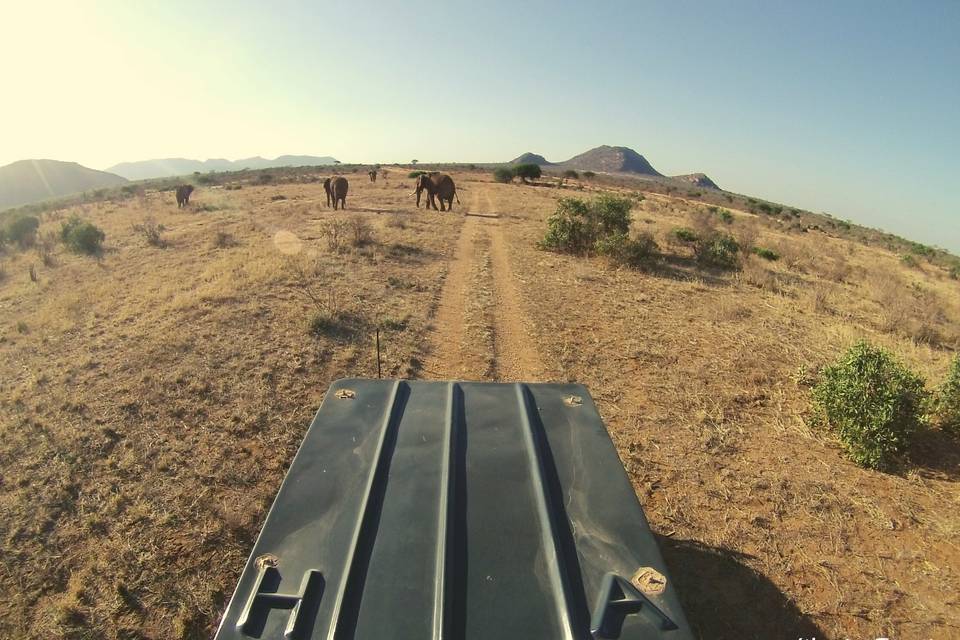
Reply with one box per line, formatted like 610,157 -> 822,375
322,177 -> 332,207
330,176 -> 349,210
414,173 -> 459,211
175,184 -> 194,208
368,169 -> 377,183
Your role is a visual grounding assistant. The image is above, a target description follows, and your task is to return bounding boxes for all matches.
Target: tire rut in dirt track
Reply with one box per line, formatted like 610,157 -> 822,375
484,189 -> 544,381
420,201 -> 482,379
420,185 -> 543,382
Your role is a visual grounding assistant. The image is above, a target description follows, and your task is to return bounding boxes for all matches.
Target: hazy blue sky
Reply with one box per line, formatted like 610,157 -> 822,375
2,1 -> 958,250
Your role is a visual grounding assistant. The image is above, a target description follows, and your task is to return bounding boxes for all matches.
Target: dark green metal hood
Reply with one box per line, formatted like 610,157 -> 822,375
214,379 -> 692,640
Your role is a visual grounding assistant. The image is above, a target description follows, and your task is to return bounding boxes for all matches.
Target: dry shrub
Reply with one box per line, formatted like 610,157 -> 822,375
283,256 -> 341,318
36,230 -> 58,266
815,244 -> 852,283
347,216 -> 376,247
870,270 -> 952,347
211,230 -> 236,249
739,255 -> 785,293
809,281 -> 835,315
776,240 -> 815,274
132,217 -> 166,248
734,221 -> 760,254
385,214 -> 406,229
318,219 -> 347,253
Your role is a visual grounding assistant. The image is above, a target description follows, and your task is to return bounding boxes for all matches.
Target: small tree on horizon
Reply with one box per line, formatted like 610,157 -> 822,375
493,167 -> 514,183
513,163 -> 542,184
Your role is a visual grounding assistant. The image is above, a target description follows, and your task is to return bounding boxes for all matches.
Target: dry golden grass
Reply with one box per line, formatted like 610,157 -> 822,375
487,175 -> 960,639
1,169 -> 959,639
0,174 -> 462,638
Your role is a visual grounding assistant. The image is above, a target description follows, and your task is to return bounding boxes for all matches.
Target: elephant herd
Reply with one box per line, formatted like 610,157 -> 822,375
174,171 -> 460,212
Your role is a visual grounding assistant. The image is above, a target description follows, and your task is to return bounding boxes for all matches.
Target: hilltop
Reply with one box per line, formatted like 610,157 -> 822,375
559,145 -> 663,176
0,159 -> 127,210
672,172 -> 721,189
509,152 -> 552,165
107,154 -> 339,180
506,145 -> 718,188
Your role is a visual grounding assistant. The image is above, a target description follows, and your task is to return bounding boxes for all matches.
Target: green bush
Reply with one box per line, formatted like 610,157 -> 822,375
811,341 -> 928,469
540,195 -> 633,255
935,356 -> 960,436
752,246 -> 780,261
670,227 -> 698,243
408,170 -> 427,179
4,215 -> 40,248
718,209 -> 734,224
595,232 -> 659,268
582,171 -> 596,179
492,167 -> 515,183
950,264 -> 960,280
60,216 -> 105,255
513,163 -> 542,182
562,169 -> 579,180
694,232 -> 740,269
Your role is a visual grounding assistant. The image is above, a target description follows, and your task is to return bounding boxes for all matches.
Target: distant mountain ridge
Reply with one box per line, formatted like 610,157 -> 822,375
107,155 -> 339,180
507,145 -> 720,189
0,159 -> 127,211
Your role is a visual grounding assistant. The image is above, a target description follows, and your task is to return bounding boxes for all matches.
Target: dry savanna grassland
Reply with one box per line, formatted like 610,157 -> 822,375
1,167 -> 958,639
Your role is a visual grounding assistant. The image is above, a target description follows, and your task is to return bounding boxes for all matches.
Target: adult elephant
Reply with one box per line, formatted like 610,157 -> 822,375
322,177 -> 332,207
414,173 -> 459,211
175,184 -> 194,208
330,176 -> 349,210
368,169 -> 377,183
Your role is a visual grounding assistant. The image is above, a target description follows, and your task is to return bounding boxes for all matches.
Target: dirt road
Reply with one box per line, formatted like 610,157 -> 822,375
421,184 -> 544,381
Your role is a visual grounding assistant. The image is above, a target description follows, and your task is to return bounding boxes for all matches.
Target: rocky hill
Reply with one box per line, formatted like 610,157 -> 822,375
672,173 -> 721,190
559,145 -> 663,176
107,155 -> 339,180
509,152 -> 552,165
0,159 -> 127,210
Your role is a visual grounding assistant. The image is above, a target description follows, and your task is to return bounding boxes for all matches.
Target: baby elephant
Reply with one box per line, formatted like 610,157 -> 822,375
175,185 -> 194,208
331,176 -> 349,210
